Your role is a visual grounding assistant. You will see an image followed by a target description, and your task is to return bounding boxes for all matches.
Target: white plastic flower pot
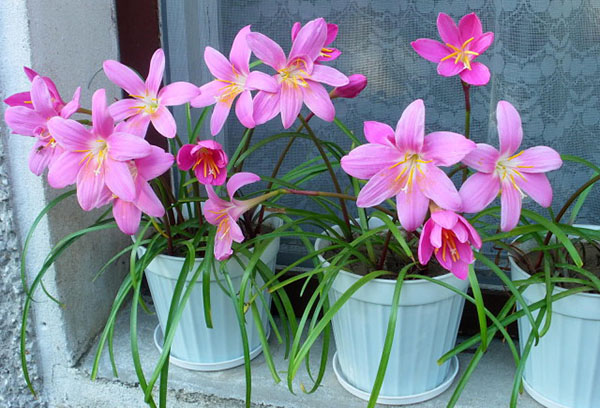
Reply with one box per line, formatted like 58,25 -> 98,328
315,219 -> 468,405
509,224 -> 600,408
137,218 -> 281,371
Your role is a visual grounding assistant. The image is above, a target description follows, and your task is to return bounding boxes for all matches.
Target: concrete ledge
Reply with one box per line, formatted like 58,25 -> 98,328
71,304 -> 543,408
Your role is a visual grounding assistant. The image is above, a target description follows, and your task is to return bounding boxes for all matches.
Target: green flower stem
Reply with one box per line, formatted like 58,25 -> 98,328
461,81 -> 471,183
77,107 -> 92,115
233,128 -> 254,173
298,114 -> 353,240
376,229 -> 393,270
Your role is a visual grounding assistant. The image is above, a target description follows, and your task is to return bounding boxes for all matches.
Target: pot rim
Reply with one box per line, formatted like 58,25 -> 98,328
508,223 -> 600,299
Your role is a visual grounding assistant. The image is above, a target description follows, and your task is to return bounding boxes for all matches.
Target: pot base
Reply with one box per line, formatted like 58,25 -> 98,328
522,378 -> 570,408
332,352 -> 459,405
153,324 -> 266,371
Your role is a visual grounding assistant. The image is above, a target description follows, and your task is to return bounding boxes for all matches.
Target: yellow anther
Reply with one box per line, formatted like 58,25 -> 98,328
440,37 -> 476,70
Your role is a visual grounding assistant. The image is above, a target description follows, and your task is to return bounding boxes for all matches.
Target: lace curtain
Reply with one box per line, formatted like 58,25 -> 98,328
163,0 -> 600,266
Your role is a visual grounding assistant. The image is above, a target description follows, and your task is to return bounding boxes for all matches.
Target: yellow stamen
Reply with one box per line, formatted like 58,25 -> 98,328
440,37 -> 477,70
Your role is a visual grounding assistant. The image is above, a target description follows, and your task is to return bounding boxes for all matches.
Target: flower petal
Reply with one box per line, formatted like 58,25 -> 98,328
356,166 -> 402,208
91,89 -> 114,138
227,172 -> 260,200
104,159 -> 136,202
513,146 -> 562,173
497,100 -> 523,156
280,83 -> 303,129
437,13 -> 461,46
515,172 -> 553,208
462,143 -> 500,173
137,145 -> 174,180
176,143 -> 195,171
470,32 -> 494,56
418,219 -> 435,265
364,121 -> 396,147
419,164 -> 462,211
411,39 -> 450,63
47,151 -> 82,188
47,117 -> 93,150
341,144 -> 401,179
77,163 -> 106,211
459,172 -> 500,213
108,98 -> 139,122
60,87 -> 81,119
500,180 -> 522,231
245,71 -> 278,93
4,106 -> 45,136
310,65 -> 349,87
159,82 -> 200,106
422,131 -> 475,166
437,59 -> 465,77
230,25 -> 252,74
191,80 -> 222,108
146,48 -> 165,95
450,259 -> 470,280
458,13 -> 483,43
108,132 -> 152,160
210,101 -> 232,136
289,18 -> 327,62
246,32 -> 287,71
459,62 -> 490,86
253,90 -> 280,125
4,91 -> 31,107
136,179 -> 164,217
204,46 -> 235,81
431,210 -> 459,230
395,99 -> 425,152
31,76 -> 56,118
103,60 -> 146,96
302,80 -> 335,122
113,199 -> 142,235
151,106 -> 177,138
28,141 -> 57,176
396,187 -> 429,231
325,23 -> 339,45
235,90 -> 255,128
214,223 -> 235,261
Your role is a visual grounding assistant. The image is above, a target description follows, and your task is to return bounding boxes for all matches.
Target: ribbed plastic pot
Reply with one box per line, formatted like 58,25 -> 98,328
509,224 -> 600,408
138,218 -> 281,370
315,220 -> 468,404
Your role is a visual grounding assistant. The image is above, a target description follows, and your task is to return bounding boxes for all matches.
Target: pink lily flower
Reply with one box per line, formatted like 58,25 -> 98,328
418,207 -> 482,280
203,172 -> 264,261
113,145 -> 174,235
341,99 -> 475,231
291,20 -> 341,62
190,26 -> 278,135
46,89 -> 153,211
177,139 -> 228,186
411,13 -> 494,86
103,48 -> 200,139
4,67 -> 72,111
330,74 -> 367,99
247,18 -> 349,128
459,101 -> 562,231
4,75 -> 81,175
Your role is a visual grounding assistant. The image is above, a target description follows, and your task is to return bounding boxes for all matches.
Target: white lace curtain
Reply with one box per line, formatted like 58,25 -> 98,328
163,0 -> 600,262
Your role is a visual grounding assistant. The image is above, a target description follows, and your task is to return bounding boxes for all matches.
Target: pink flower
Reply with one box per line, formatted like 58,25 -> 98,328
203,172 -> 263,261
247,18 -> 349,128
176,140 -> 228,185
459,101 -> 562,231
341,99 -> 475,231
113,145 -> 174,235
4,67 -> 73,111
103,48 -> 200,139
418,209 -> 482,280
411,13 -> 494,86
291,21 -> 341,62
330,74 -> 367,99
190,26 -> 278,135
4,75 -> 81,175
46,89 -> 152,211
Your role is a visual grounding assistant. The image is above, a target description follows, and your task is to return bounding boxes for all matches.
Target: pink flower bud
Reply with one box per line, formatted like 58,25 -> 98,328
330,74 -> 367,99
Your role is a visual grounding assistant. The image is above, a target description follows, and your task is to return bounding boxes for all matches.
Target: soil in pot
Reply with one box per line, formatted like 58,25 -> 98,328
514,242 -> 600,294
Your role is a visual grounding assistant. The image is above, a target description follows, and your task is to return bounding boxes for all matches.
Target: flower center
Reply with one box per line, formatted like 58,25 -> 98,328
495,150 -> 533,198
388,152 -> 431,192
440,37 -> 479,70
192,148 -> 221,179
211,209 -> 231,239
278,59 -> 309,88
216,74 -> 246,106
130,91 -> 159,115
78,139 -> 109,175
435,229 -> 460,262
